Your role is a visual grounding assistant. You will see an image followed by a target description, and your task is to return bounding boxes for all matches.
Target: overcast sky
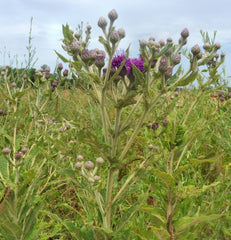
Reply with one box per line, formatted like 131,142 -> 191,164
1,0 -> 231,79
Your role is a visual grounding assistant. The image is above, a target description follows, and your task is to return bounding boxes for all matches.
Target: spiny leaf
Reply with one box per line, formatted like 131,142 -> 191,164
55,50 -> 69,63
140,205 -> 166,224
175,214 -> 224,236
153,168 -> 175,189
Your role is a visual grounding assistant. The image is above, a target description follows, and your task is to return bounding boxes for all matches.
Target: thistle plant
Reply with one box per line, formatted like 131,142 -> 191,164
54,9 -> 227,239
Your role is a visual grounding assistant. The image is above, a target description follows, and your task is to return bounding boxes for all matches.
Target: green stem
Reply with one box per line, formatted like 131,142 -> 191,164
105,167 -> 115,231
112,108 -> 122,157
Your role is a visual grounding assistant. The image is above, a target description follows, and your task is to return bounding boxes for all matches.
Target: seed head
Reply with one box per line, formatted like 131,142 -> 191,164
84,160 -> 94,170
98,17 -> 108,30
108,9 -> 118,22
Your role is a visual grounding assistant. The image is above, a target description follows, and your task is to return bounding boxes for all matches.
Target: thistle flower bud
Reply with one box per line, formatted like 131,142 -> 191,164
162,119 -> 168,126
81,49 -> 92,63
94,176 -> 101,181
118,28 -> 126,39
178,37 -> 187,45
15,152 -> 22,160
203,42 -> 211,51
0,109 -> 6,116
2,148 -> 10,155
165,67 -> 173,79
52,80 -> 58,87
139,39 -> 148,49
45,72 -> 50,79
63,69 -> 69,77
167,37 -> 173,44
88,177 -> 95,183
98,17 -> 108,30
11,82 -> 16,87
159,39 -> 165,47
220,52 -> 225,59
152,122 -> 159,130
74,32 -> 81,40
96,157 -> 104,165
172,54 -> 181,65
45,66 -> 50,72
95,55 -> 105,69
22,74 -> 28,81
77,155 -> 84,161
108,9 -> 118,22
70,41 -> 80,53
86,25 -> 92,31
110,30 -> 120,44
21,147 -> 27,154
58,63 -> 63,70
181,28 -> 189,39
214,42 -> 221,50
191,44 -> 201,55
84,161 -> 94,170
75,162 -> 83,169
220,95 -> 226,101
148,144 -> 154,149
158,57 -> 168,73
218,91 -> 223,97
228,92 -> 231,98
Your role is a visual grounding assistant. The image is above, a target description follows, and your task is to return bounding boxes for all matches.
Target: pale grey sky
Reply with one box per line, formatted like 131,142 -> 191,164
1,0 -> 231,78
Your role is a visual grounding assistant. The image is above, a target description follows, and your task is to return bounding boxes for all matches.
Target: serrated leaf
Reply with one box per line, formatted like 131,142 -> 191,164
62,24 -> 74,42
149,226 -> 170,240
55,50 -> 69,63
140,205 -> 166,223
155,43 -> 173,58
175,214 -> 224,236
0,155 -> 8,180
153,168 -> 175,189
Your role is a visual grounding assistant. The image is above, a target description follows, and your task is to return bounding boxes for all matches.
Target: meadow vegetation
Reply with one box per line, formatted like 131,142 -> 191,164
0,9 -> 230,240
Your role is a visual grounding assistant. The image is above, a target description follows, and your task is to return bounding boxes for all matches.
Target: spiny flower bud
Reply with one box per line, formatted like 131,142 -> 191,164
203,42 -> 211,51
95,55 -> 105,69
167,37 -> 173,44
218,91 -> 223,97
158,57 -> 168,73
63,69 -> 69,77
98,17 -> 108,30
152,122 -> 159,130
118,28 -> 126,39
181,28 -> 189,39
110,30 -> 120,44
165,67 -> 173,79
21,147 -> 27,154
159,39 -> 165,47
228,92 -> 231,98
108,9 -> 118,22
0,109 -> 6,116
178,37 -> 187,45
94,175 -> 101,181
96,157 -> 104,165
148,144 -> 154,149
220,95 -> 226,101
75,162 -> 83,169
77,155 -> 84,161
15,152 -> 22,160
2,148 -> 10,155
139,39 -> 148,49
45,72 -> 50,79
172,54 -> 181,65
70,41 -> 80,53
58,63 -> 63,70
81,49 -> 91,62
214,42 -> 221,51
11,82 -> 16,87
191,44 -> 201,55
162,119 -> 168,126
84,160 -> 94,170
74,32 -> 81,40
52,80 -> 58,87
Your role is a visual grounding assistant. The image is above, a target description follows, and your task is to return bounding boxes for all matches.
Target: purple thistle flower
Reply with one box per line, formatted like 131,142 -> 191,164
111,51 -> 126,69
125,58 -> 145,74
152,122 -> 159,130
